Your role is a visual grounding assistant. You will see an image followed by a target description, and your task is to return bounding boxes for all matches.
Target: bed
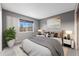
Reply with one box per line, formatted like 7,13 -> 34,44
21,36 -> 64,56
0,36 -> 64,56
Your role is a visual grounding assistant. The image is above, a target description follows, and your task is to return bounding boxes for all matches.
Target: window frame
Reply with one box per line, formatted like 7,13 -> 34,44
18,19 -> 34,33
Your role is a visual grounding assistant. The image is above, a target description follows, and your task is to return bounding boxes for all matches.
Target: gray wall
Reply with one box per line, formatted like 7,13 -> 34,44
2,9 -> 39,48
40,10 -> 74,38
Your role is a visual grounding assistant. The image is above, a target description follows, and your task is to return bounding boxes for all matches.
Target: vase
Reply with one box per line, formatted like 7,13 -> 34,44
8,39 -> 15,48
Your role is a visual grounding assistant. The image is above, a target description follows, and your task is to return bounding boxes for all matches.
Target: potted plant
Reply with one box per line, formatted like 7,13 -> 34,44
4,27 -> 16,47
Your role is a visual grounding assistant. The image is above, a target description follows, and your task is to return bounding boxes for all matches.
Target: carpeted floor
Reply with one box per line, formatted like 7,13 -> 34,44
63,46 -> 76,56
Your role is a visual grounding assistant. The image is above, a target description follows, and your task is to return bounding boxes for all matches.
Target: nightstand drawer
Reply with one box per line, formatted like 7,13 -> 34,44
64,39 -> 71,45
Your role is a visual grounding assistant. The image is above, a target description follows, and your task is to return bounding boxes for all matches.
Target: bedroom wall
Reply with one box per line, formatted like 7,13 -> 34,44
77,4 -> 79,50
2,9 -> 39,48
0,4 -> 2,52
40,10 -> 74,38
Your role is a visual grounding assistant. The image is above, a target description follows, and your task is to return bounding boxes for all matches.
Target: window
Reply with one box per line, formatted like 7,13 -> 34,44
19,19 -> 33,32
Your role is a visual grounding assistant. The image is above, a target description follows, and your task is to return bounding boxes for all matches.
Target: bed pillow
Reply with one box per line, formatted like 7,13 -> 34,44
21,39 -> 33,54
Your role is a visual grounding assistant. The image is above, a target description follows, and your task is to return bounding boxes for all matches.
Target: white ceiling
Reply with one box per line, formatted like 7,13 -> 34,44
1,3 -> 76,19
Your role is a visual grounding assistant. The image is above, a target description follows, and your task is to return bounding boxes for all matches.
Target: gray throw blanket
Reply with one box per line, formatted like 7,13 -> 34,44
29,36 -> 64,56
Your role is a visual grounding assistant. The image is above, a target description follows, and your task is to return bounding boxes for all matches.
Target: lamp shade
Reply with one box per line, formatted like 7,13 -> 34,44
65,30 -> 72,34
38,29 -> 43,32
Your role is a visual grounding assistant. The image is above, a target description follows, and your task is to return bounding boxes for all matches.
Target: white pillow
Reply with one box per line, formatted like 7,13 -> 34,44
22,39 -> 33,54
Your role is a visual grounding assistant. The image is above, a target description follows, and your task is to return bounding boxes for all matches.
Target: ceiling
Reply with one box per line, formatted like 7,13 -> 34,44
1,3 -> 76,19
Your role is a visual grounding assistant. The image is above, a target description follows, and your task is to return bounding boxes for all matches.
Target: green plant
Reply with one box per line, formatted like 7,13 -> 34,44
4,27 -> 16,42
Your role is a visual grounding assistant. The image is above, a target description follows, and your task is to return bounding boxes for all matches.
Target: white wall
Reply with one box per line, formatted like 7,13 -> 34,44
0,4 -> 2,52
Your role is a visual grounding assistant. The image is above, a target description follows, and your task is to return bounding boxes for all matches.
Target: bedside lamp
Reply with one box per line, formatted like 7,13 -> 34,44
66,31 -> 72,34
38,29 -> 42,32
65,30 -> 72,40
38,29 -> 43,35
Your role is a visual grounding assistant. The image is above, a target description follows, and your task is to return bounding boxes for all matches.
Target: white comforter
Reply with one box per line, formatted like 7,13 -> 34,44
22,39 -> 52,56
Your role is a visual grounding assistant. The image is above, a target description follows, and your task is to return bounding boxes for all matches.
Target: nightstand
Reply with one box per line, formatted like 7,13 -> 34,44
63,39 -> 74,48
